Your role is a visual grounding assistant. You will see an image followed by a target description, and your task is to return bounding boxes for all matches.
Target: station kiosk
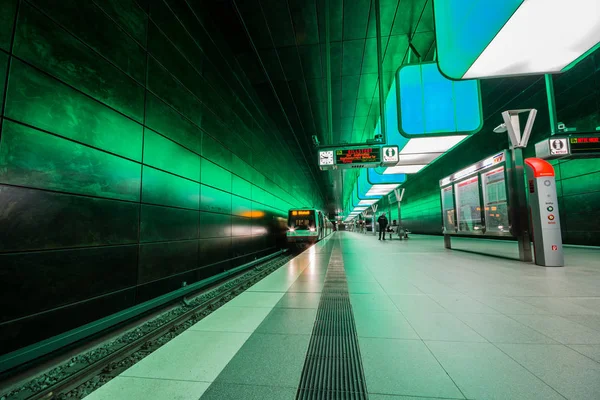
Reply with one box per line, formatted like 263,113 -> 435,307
439,152 -> 564,267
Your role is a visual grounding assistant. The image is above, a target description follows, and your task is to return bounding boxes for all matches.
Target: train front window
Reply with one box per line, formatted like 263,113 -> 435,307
289,211 -> 315,230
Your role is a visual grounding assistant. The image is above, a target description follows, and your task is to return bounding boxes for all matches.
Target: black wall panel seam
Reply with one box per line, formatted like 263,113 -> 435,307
136,10 -> 151,298
0,182 -> 140,208
1,116 -> 143,165
6,55 -> 142,128
0,0 -> 20,142
146,17 -> 234,116
90,0 -> 148,50
0,242 -> 140,256
24,0 -> 146,87
0,285 -> 137,327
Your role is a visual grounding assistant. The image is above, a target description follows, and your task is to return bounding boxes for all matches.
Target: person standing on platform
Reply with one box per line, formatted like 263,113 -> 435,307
377,213 -> 388,240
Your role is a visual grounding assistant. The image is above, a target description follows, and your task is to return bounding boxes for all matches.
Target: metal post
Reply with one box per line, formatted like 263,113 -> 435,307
509,148 -> 534,262
325,0 -> 333,145
372,204 -> 378,236
444,234 -> 451,249
545,74 -> 557,135
375,0 -> 386,144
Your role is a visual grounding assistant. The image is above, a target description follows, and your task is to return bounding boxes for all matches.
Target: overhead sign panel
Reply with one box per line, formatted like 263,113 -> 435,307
397,63 -> 482,136
535,134 -> 600,159
434,0 -> 600,79
336,147 -> 380,165
318,145 -> 399,170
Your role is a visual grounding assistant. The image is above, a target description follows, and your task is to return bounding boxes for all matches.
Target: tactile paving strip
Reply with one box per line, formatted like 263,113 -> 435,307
296,241 -> 369,400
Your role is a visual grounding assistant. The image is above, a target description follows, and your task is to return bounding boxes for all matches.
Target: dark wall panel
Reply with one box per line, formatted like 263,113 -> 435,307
138,239 -> 198,284
0,0 -> 18,51
0,0 -> 317,356
0,120 -> 142,201
5,59 -> 144,161
13,2 -> 145,122
0,185 -> 139,252
140,204 -> 199,242
0,245 -> 137,322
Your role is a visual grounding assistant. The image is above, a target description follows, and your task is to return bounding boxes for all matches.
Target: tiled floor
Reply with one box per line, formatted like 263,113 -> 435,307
86,233 -> 600,400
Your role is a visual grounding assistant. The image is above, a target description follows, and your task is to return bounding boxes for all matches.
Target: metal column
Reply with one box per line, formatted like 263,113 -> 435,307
545,74 -> 557,135
502,109 -> 538,262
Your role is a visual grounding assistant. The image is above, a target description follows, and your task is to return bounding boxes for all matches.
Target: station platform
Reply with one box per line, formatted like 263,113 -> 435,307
86,232 -> 600,400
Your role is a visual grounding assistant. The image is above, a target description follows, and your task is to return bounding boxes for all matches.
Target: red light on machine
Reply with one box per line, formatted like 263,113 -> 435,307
548,214 -> 555,221
551,245 -> 558,251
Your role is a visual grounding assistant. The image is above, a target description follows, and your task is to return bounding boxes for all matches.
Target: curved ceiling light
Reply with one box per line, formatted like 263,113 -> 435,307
434,0 -> 600,79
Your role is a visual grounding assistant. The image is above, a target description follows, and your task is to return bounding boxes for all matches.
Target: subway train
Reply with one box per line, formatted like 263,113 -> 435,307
286,208 -> 333,248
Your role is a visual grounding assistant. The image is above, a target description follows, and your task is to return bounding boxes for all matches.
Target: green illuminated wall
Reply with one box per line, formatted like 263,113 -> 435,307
0,0 -> 322,355
395,48 -> 600,245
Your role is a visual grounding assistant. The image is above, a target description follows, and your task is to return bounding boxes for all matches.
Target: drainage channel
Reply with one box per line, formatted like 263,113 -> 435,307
296,239 -> 369,400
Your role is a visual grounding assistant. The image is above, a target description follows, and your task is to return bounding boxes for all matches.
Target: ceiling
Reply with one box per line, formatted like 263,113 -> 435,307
211,0 -> 437,211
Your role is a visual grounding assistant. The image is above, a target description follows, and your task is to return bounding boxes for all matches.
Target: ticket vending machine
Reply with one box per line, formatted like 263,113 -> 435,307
524,158 -> 564,267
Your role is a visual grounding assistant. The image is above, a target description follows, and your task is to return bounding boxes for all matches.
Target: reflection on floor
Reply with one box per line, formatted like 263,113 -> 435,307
86,232 -> 600,400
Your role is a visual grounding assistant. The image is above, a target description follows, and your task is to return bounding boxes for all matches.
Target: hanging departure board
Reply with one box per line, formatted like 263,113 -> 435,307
570,136 -> 600,154
335,147 -> 381,165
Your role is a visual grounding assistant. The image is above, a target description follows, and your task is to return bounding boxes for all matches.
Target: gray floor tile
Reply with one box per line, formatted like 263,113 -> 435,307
472,296 -> 551,314
455,313 -> 557,344
354,309 -> 419,339
499,343 -> 600,400
256,308 -> 317,335
403,312 -> 486,342
359,338 -> 464,399
120,331 -> 250,382
563,315 -> 600,332
389,295 -> 448,315
378,281 -> 424,295
275,292 -> 322,309
514,297 -> 600,315
430,295 -> 499,314
350,294 -> 398,311
509,314 -> 600,344
426,341 -> 564,400
86,377 -> 210,400
286,281 -> 324,293
347,281 -> 387,294
569,344 -> 600,363
200,382 -> 297,400
215,333 -> 310,388
225,292 -> 285,308
369,395 -> 464,400
189,306 -> 271,333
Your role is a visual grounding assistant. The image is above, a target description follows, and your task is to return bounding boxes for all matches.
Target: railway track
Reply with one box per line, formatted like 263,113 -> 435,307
1,251 -> 297,400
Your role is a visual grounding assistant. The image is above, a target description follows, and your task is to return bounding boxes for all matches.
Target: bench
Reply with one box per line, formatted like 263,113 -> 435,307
386,226 -> 410,240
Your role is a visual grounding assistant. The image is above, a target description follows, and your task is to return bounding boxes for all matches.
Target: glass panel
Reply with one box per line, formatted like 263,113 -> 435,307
397,63 -> 482,136
455,176 -> 484,233
482,166 -> 510,234
441,186 -> 456,233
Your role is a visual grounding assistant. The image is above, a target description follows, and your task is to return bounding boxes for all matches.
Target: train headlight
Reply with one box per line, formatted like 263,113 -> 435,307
289,227 -> 295,232
309,227 -> 315,232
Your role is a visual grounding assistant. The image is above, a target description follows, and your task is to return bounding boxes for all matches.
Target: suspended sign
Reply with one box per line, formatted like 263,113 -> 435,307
434,0 -> 600,80
535,134 -> 600,160
318,145 -> 399,170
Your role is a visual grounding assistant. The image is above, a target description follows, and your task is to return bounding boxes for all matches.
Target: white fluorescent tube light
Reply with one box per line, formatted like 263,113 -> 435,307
400,136 -> 467,155
358,199 -> 378,205
384,165 -> 427,174
464,0 -> 600,79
